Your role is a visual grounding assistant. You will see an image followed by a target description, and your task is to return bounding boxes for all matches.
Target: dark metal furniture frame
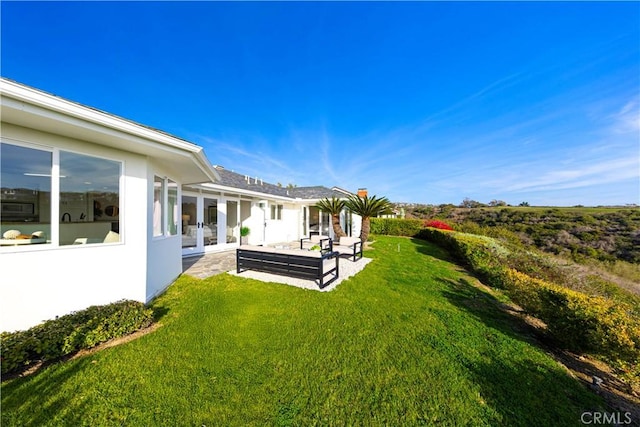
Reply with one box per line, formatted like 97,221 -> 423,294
237,247 -> 339,288
299,236 -> 332,254
329,239 -> 363,262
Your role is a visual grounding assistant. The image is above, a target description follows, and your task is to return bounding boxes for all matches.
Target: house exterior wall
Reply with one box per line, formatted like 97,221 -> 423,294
147,234 -> 181,301
146,161 -> 182,301
263,202 -> 299,244
1,124 -> 148,332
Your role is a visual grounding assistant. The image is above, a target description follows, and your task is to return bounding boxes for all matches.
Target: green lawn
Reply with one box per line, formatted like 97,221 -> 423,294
1,236 -> 603,426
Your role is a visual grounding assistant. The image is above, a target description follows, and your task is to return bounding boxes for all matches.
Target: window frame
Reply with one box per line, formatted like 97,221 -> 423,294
1,140 -> 124,251
153,175 -> 165,237
270,203 -> 283,220
152,175 -> 179,239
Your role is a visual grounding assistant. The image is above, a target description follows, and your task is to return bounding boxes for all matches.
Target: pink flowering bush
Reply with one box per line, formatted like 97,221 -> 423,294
423,220 -> 454,231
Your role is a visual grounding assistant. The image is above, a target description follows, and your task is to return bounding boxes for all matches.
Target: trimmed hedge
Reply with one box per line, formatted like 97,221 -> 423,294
501,269 -> 640,362
1,300 -> 154,376
413,227 -> 640,380
370,218 -> 423,237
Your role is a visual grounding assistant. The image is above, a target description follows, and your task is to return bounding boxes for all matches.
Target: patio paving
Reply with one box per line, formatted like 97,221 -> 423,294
181,242 -> 298,279
181,243 -> 373,292
182,250 -> 237,279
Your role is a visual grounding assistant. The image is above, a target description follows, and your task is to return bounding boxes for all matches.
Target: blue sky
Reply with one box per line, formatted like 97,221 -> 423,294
2,2 -> 639,206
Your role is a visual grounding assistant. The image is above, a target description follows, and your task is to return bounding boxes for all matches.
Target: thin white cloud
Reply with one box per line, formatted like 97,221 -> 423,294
195,135 -> 298,178
610,98 -> 640,134
502,157 -> 638,193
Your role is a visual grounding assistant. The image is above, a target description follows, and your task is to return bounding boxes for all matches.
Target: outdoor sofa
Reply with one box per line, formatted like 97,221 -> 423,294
236,245 -> 339,288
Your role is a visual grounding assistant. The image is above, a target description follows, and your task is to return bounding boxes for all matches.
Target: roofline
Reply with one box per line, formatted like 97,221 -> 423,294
0,78 -> 220,182
331,186 -> 355,196
190,183 -> 297,202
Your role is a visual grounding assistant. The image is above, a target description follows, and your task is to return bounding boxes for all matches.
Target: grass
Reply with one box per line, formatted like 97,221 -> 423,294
1,236 -> 604,426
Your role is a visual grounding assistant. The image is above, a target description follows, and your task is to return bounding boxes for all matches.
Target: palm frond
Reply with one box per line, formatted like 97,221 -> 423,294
314,197 -> 346,215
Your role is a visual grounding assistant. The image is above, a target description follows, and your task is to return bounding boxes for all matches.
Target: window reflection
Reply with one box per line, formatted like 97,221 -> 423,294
59,151 -> 121,245
153,176 -> 164,237
1,143 -> 52,244
168,180 -> 178,235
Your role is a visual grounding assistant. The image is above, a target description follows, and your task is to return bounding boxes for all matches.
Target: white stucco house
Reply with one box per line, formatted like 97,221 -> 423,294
0,78 -> 361,332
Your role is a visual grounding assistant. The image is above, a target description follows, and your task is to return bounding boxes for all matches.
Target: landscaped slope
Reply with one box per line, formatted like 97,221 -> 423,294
1,236 -> 603,426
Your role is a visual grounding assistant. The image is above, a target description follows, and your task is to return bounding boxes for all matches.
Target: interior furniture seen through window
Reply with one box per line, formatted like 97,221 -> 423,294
153,176 -> 179,238
0,143 -> 52,245
0,142 -> 122,247
59,150 -> 121,245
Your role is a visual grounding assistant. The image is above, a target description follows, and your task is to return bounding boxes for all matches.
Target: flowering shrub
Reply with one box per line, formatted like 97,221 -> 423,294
423,220 -> 454,231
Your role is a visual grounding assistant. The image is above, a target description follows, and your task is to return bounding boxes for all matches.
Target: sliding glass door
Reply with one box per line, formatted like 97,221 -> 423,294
181,194 -> 199,255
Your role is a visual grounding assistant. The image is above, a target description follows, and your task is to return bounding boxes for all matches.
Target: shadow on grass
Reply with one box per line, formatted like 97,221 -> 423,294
437,276 -> 538,343
409,237 -> 456,262
409,237 -> 472,277
386,237 -> 639,420
151,304 -> 170,322
1,358 -> 93,426
403,238 -> 612,422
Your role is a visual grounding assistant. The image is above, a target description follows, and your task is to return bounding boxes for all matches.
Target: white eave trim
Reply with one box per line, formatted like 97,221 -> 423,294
1,78 -> 221,183
1,79 -> 196,152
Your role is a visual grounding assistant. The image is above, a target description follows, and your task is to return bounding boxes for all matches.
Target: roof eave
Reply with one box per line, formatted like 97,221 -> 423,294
1,78 -> 221,184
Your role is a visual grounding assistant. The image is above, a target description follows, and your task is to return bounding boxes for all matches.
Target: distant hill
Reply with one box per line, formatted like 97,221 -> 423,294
401,205 -> 640,264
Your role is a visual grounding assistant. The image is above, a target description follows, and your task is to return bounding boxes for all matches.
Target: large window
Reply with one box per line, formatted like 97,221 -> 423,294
1,143 -> 52,244
1,142 -> 122,248
59,151 -> 121,245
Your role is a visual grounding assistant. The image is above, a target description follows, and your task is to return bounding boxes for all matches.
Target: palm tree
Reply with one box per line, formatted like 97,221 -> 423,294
315,197 -> 347,238
345,194 -> 390,243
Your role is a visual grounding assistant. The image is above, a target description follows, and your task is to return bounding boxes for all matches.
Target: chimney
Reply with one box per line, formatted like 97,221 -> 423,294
357,188 -> 368,198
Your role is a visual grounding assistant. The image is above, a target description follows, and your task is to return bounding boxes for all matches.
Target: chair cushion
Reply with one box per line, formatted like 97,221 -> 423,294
103,231 -> 120,243
337,237 -> 360,247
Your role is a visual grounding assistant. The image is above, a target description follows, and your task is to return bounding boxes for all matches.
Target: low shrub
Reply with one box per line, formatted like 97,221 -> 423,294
1,300 -> 153,376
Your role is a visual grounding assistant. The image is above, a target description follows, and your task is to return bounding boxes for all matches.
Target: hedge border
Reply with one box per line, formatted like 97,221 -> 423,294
1,300 -> 154,376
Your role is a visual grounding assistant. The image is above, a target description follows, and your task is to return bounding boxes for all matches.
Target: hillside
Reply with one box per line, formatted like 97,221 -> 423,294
403,206 -> 640,264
